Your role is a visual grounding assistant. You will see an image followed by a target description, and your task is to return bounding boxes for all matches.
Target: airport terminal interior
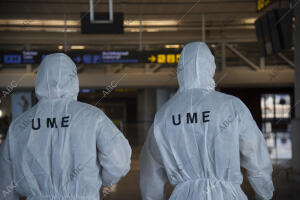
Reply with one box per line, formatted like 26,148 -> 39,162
0,0 -> 300,199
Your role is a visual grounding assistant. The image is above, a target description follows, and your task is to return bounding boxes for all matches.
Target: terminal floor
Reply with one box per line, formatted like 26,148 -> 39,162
102,149 -> 300,200
18,149 -> 300,200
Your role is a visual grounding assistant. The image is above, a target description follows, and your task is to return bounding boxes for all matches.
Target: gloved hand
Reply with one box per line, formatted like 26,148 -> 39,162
101,184 -> 117,199
254,194 -> 262,200
254,194 -> 271,200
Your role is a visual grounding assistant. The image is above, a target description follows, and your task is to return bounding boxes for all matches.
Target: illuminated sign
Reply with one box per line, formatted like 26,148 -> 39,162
257,0 -> 273,12
147,53 -> 180,64
23,51 -> 38,64
0,50 -> 182,65
3,54 -> 22,64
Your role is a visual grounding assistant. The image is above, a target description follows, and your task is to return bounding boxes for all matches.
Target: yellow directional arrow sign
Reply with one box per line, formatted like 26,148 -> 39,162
148,55 -> 156,63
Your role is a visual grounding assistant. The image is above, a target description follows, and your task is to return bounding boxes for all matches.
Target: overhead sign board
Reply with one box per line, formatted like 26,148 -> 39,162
257,0 -> 273,12
81,12 -> 124,34
0,50 -> 182,65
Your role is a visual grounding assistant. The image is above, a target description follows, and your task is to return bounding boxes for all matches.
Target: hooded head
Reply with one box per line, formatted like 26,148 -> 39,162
35,53 -> 79,100
177,42 -> 216,92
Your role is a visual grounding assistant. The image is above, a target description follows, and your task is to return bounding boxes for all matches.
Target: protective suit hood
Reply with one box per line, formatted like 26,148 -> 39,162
177,42 -> 216,91
0,54 -> 131,200
140,42 -> 273,200
35,53 -> 79,100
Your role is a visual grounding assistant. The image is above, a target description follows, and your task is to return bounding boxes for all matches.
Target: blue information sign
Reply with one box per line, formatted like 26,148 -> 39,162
4,54 -> 22,64
0,50 -> 181,65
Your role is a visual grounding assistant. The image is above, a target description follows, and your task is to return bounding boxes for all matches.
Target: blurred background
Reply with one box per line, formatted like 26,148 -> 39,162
0,0 -> 300,199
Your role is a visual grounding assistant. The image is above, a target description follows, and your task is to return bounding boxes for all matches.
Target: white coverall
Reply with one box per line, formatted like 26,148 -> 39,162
140,42 -> 274,200
0,53 -> 131,200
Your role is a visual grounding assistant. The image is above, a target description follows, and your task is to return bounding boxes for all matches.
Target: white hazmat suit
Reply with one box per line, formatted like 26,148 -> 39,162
140,42 -> 274,200
0,53 -> 131,200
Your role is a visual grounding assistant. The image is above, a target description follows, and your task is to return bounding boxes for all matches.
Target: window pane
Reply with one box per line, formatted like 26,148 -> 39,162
261,94 -> 274,119
275,94 -> 291,119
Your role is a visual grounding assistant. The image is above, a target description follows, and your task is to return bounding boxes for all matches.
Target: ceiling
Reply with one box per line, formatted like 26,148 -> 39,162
0,0 -> 291,50
0,0 -> 296,89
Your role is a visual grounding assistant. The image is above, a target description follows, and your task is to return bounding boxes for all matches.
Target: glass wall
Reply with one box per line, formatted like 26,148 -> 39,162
261,94 -> 292,159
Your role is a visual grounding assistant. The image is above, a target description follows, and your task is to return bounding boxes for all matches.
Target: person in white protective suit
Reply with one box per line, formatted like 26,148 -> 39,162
140,42 -> 274,200
0,53 -> 132,200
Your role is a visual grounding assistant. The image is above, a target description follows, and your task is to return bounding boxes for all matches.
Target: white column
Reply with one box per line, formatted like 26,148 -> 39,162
156,88 -> 172,110
292,4 -> 300,177
137,89 -> 156,145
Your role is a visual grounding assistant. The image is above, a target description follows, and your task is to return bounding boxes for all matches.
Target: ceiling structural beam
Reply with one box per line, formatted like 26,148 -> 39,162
277,52 -> 295,68
0,24 -> 256,32
259,57 -> 265,69
221,43 -> 226,71
64,14 -> 68,52
106,64 -> 113,73
0,31 -> 257,46
0,0 -> 273,18
0,67 -> 294,88
226,44 -> 260,71
202,13 -> 206,42
145,64 -> 151,73
24,44 -> 32,73
144,63 -> 161,73
150,64 -> 162,73
77,64 -> 85,73
139,15 -> 143,51
26,64 -> 32,73
112,64 -> 124,73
